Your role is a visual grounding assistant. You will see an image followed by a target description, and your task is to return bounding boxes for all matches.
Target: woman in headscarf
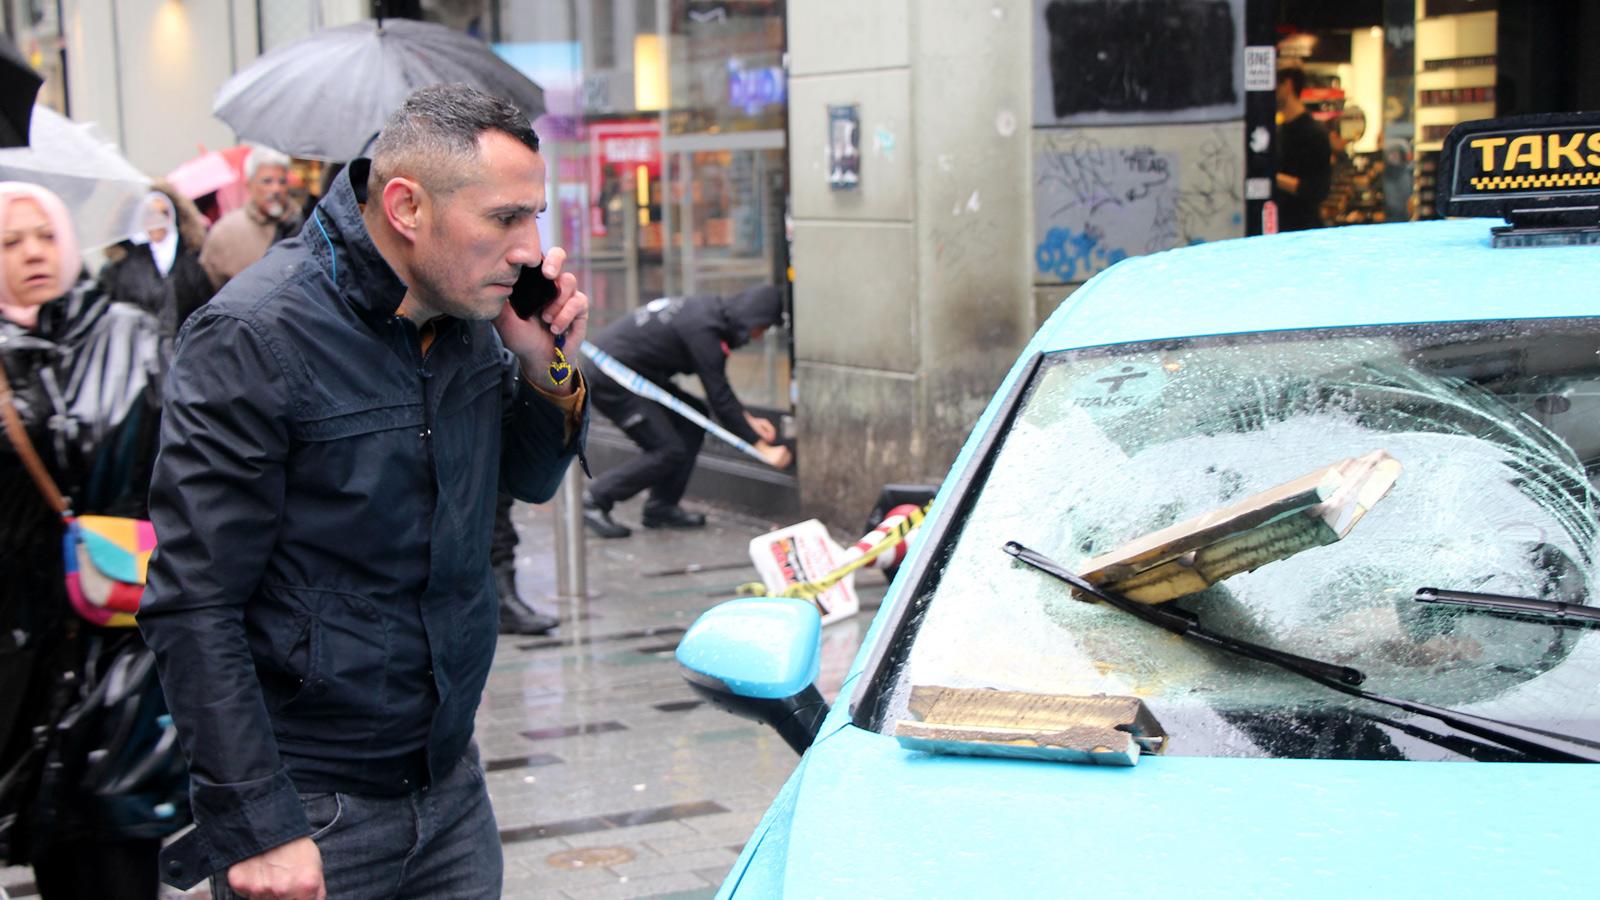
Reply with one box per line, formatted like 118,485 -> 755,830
97,181 -> 213,337
0,182 -> 187,900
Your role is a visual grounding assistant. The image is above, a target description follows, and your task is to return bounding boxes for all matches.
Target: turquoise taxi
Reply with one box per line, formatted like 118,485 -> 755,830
678,115 -> 1600,897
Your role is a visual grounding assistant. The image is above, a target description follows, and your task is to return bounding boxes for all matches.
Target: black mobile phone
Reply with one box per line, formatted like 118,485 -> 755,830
508,265 -> 560,320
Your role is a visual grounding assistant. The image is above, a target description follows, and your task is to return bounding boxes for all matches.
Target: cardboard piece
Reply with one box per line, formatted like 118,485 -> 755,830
748,519 -> 861,625
1079,449 -> 1403,603
894,685 -> 1167,766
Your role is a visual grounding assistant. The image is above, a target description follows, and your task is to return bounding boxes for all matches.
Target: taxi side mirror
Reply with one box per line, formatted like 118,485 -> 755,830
675,597 -> 828,755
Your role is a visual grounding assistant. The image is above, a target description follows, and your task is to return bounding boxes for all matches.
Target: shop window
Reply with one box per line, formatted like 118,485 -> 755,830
495,0 -> 790,415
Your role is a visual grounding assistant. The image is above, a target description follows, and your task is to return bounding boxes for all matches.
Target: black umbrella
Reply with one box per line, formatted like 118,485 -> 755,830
1,35 -> 44,148
212,18 -> 545,161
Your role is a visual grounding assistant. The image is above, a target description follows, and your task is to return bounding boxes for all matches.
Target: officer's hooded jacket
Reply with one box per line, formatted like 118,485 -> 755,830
138,160 -> 587,889
587,285 -> 783,444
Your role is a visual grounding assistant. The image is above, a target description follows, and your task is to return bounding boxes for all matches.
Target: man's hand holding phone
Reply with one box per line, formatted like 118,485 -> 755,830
494,246 -> 588,395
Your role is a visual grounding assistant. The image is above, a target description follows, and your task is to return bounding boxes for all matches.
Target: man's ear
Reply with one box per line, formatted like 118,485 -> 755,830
380,177 -> 426,242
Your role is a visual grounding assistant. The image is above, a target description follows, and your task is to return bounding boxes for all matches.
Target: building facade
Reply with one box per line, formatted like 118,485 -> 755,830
6,0 -> 1595,529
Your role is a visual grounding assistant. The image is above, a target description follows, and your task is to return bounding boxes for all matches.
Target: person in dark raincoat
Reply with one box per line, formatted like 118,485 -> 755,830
0,181 -> 187,899
578,285 -> 793,538
138,85 -> 588,899
98,183 -> 215,338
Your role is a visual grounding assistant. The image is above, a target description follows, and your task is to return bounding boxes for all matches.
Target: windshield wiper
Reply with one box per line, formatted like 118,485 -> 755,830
1415,587 -> 1600,629
1005,541 -> 1600,764
1003,541 -> 1365,685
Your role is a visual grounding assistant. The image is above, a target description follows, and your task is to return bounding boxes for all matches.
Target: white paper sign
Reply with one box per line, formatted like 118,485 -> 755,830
1245,46 -> 1277,92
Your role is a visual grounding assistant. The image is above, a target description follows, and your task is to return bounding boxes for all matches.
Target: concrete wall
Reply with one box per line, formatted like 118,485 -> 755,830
787,0 -> 1032,528
63,0 -> 261,179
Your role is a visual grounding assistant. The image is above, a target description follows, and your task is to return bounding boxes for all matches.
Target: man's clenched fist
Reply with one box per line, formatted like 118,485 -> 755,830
227,837 -> 326,900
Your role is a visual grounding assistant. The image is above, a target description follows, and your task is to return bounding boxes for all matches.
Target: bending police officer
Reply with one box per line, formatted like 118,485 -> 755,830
580,285 -> 791,538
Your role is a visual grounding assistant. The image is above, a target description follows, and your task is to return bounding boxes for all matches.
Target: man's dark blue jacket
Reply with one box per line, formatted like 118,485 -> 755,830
139,161 -> 587,889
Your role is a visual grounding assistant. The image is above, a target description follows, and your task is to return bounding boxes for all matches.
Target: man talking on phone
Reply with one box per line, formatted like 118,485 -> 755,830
138,85 -> 588,899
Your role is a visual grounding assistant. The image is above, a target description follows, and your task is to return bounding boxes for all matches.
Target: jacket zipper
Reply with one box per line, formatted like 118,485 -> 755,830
397,317 -> 444,769
398,318 -> 439,482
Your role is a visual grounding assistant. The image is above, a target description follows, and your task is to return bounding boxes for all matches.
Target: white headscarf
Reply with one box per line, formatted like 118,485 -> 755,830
130,191 -> 179,277
0,182 -> 82,328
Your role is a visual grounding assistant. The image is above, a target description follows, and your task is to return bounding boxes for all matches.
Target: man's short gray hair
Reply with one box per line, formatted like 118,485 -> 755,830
244,144 -> 291,180
368,84 -> 540,197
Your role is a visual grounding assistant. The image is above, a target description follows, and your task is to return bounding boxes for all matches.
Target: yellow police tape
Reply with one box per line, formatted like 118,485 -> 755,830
736,504 -> 929,601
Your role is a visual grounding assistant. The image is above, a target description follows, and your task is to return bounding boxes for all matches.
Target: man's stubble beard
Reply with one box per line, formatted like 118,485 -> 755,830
409,251 -> 504,322
411,210 -> 511,322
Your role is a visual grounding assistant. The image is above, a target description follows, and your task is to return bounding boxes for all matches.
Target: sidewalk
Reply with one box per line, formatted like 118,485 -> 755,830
489,494 -> 882,899
0,494 -> 886,900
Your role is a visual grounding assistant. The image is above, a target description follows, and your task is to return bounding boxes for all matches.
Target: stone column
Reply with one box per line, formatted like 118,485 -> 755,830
787,0 -> 1032,528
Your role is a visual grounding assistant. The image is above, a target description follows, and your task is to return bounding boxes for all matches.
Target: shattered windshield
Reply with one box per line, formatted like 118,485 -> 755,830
884,319 -> 1600,761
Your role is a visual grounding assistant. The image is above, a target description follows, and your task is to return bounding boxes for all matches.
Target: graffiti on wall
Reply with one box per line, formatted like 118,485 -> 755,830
1033,122 -> 1244,285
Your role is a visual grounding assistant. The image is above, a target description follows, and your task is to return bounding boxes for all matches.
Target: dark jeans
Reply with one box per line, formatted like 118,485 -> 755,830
211,747 -> 501,900
586,371 -> 706,511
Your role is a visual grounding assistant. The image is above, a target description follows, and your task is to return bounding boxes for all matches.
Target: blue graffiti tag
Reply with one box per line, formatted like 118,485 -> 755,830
1035,226 -> 1127,282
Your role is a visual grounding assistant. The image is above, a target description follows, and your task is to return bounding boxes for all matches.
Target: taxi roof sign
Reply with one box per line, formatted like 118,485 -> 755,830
1437,113 -> 1600,248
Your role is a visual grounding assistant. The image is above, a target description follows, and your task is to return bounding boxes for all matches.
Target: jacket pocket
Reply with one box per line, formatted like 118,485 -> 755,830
291,402 -> 423,442
254,584 -> 391,743
276,615 -> 320,710
436,355 -> 504,420
247,594 -> 317,709
299,792 -> 344,841
287,403 -> 428,506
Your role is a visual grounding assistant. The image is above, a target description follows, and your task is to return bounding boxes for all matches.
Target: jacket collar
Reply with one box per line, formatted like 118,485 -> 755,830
309,159 -> 409,318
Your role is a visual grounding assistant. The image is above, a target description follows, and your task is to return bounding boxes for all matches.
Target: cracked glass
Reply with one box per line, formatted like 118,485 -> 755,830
889,319 -> 1600,761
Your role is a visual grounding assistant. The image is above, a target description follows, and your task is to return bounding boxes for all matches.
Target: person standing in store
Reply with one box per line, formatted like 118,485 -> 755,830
579,285 -> 792,539
198,145 -> 303,289
139,85 -> 588,898
1273,67 -> 1333,232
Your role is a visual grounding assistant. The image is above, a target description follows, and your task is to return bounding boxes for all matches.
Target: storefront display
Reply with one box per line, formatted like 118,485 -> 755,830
1412,2 -> 1498,218
1278,0 -> 1503,223
493,0 -> 790,412
1322,151 -> 1387,226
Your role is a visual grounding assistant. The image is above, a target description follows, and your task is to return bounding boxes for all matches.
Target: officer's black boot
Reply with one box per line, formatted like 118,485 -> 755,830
582,490 -> 632,539
641,501 -> 707,529
496,565 -> 559,635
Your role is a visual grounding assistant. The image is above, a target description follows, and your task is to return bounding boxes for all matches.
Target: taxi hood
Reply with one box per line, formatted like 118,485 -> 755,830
729,723 -> 1600,898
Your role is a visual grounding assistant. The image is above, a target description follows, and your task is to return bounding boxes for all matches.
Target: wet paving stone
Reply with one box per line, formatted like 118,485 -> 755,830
484,752 -> 566,773
499,801 -> 729,844
520,720 -> 630,742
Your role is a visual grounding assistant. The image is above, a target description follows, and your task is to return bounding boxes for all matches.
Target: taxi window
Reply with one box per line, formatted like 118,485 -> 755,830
878,319 -> 1600,761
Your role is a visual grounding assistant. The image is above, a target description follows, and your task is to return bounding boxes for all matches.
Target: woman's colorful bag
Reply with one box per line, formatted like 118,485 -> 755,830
1,364 -> 149,628
62,515 -> 155,627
